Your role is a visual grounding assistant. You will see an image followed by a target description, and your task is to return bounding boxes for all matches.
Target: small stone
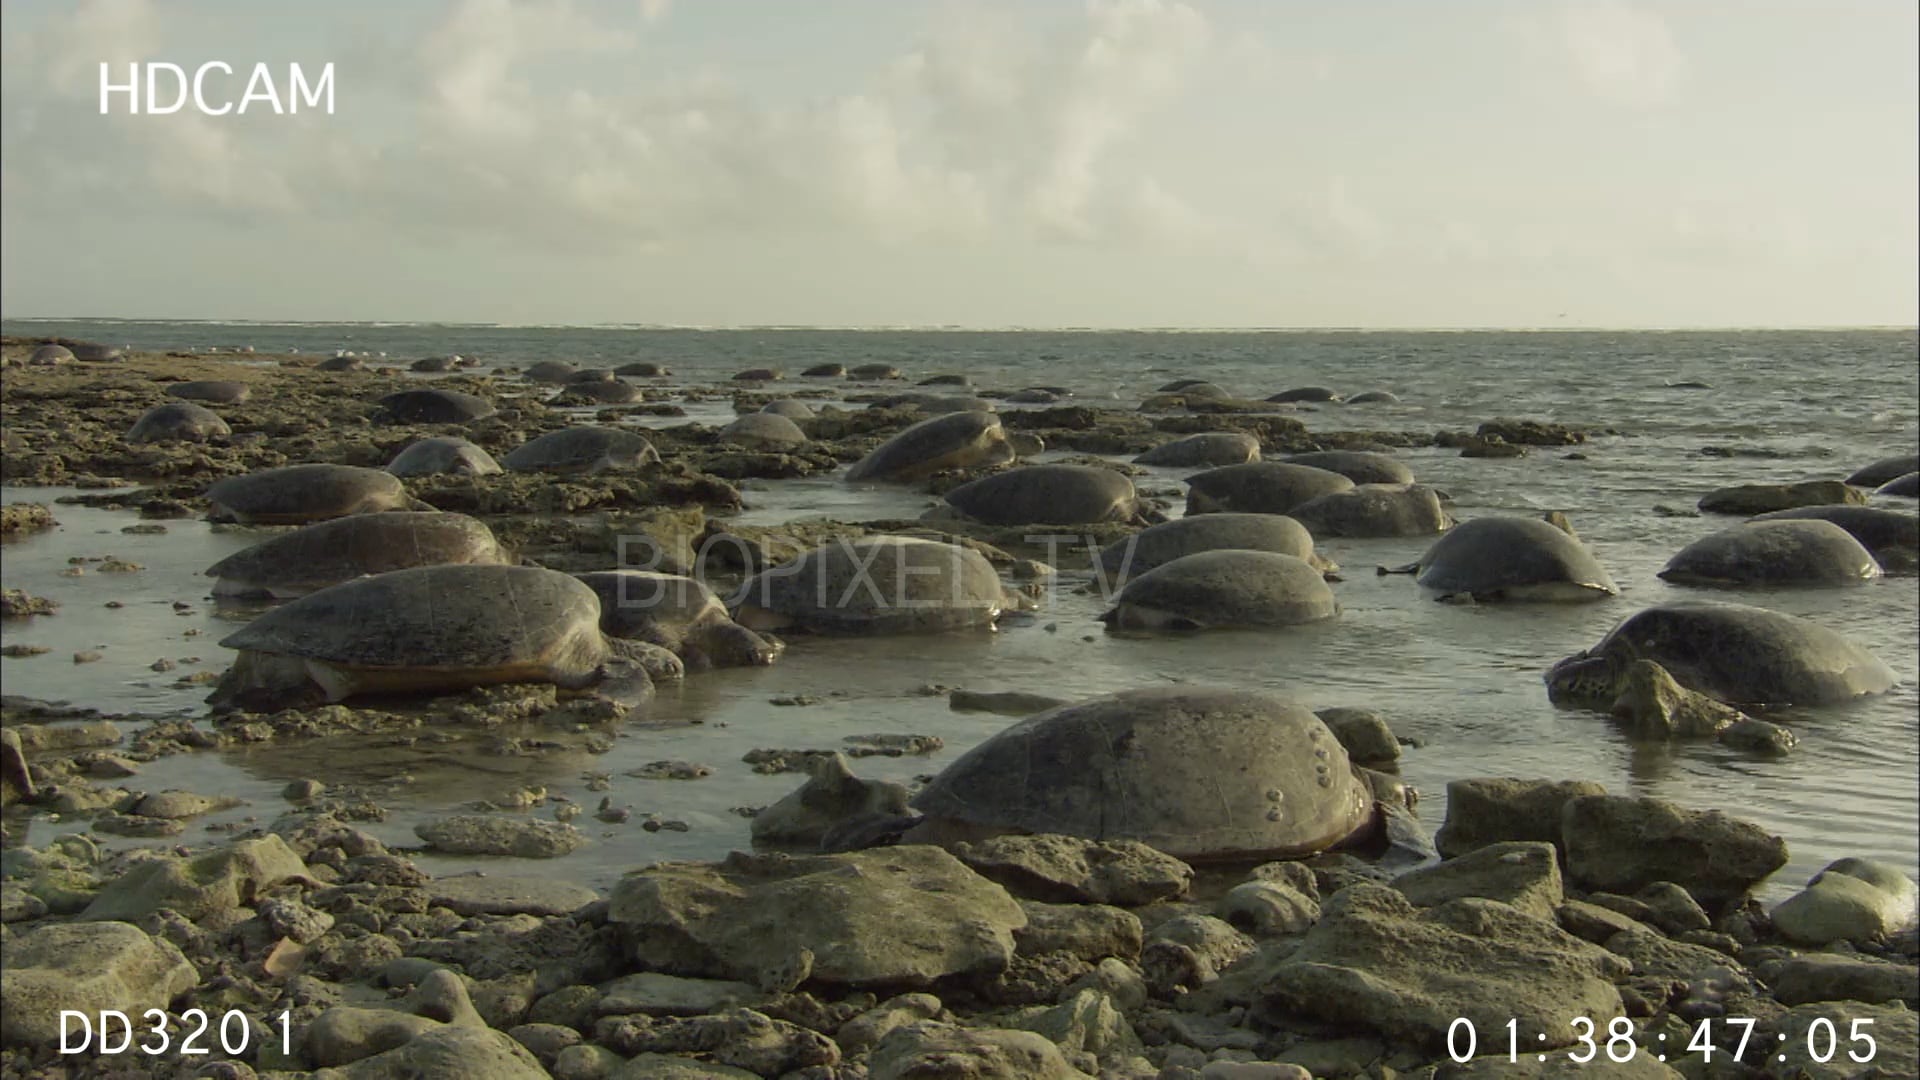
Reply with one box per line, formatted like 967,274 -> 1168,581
625,760 -> 713,780
284,779 -> 326,800
414,815 -> 588,858
73,650 -> 104,664
1,644 -> 50,657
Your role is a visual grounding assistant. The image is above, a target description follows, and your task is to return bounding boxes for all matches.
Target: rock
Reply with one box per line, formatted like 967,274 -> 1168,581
1434,778 -> 1607,859
1771,858 -> 1919,946
1768,954 -> 1919,1007
951,834 -> 1193,905
325,1025 -> 550,1079
429,875 -> 600,916
1258,883 -> 1629,1052
554,1042 -> 628,1080
1719,716 -> 1798,755
507,1021 -> 581,1066
1219,881 -> 1320,936
0,921 -> 198,1047
414,815 -> 587,858
835,993 -> 944,1055
1560,795 -> 1788,910
1438,1055 -> 1683,1078
1556,899 -> 1653,944
131,789 -> 243,819
1476,419 -> 1585,446
607,846 -> 1025,988
596,972 -> 767,1017
1314,706 -> 1401,765
1697,480 -> 1866,515
1270,1037 -> 1387,1078
1014,900 -> 1144,961
1392,841 -> 1564,922
0,882 -> 49,923
1759,1002 -> 1916,1080
258,896 -> 335,943
612,1053 -> 760,1078
867,1021 -> 1094,1080
748,752 -> 912,850
1636,881 -> 1712,934
594,1008 -> 838,1075
1140,915 -> 1255,997
1010,987 -> 1143,1063
81,835 -> 309,922
1611,660 -> 1747,738
1065,957 -> 1148,1012
1199,1065 -> 1312,1080
1603,928 -> 1752,998
307,969 -> 486,1065
0,727 -> 32,806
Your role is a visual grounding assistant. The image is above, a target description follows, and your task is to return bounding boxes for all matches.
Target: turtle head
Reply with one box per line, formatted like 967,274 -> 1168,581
1545,650 -> 1620,709
699,622 -> 784,668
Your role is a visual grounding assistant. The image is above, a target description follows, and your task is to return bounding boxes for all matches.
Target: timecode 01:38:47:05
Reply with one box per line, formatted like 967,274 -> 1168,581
1443,1016 -> 1879,1067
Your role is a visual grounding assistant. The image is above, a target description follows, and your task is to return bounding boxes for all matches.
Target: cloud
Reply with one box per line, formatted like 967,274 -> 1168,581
1556,0 -> 1685,107
1,0 -> 1217,254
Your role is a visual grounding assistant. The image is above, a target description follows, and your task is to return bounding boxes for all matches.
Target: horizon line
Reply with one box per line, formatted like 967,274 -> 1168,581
5,315 -> 1916,335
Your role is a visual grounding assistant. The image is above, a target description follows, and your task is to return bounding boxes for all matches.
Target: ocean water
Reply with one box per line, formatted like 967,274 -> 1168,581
2,319 -> 1916,899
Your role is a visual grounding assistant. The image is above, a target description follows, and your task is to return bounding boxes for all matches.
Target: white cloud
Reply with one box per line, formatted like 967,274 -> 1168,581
1556,0 -> 1685,107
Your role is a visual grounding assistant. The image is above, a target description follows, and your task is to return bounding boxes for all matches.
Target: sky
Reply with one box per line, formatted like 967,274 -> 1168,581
0,0 -> 1914,329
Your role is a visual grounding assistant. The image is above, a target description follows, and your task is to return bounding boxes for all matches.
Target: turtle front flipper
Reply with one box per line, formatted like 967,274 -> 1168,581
607,638 -> 684,681
206,650 -> 331,713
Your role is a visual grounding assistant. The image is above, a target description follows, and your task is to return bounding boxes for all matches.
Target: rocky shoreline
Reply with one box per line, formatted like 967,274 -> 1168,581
2,342 -> 1916,1079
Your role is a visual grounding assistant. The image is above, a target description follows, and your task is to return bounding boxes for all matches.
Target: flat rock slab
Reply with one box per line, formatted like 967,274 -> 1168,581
429,875 -> 600,916
1434,778 -> 1606,859
1392,841 -> 1564,922
1561,795 -> 1787,909
608,845 -> 1025,989
414,815 -> 587,858
597,972 -> 767,1017
1260,882 -> 1629,1053
868,1021 -> 1094,1080
1,922 -> 198,1047
81,835 -> 308,922
952,834 -> 1193,905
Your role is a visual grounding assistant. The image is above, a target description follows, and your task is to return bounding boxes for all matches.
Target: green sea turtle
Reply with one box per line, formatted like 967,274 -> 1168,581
903,686 -> 1380,861
522,360 -> 579,383
1267,386 -> 1340,403
937,464 -> 1143,526
845,411 -> 1014,483
802,363 -> 847,378
1283,450 -> 1414,486
760,399 -> 815,420
576,570 -> 782,668
317,354 -> 364,372
875,393 -> 996,413
551,379 -> 641,405
730,535 -> 1012,635
1749,505 -> 1918,574
127,402 -> 231,444
205,511 -> 510,598
1161,381 -> 1229,400
409,354 -> 467,373
166,380 -> 251,404
72,343 -> 126,362
732,367 -> 782,382
386,436 -> 502,477
1344,391 -> 1401,405
1394,514 -> 1617,601
1846,455 -> 1919,488
918,373 -> 970,386
501,426 -> 660,474
720,412 -> 808,450
1184,462 -> 1356,516
1877,472 -> 1919,498
1134,432 -> 1261,468
27,344 -> 73,365
1095,512 -> 1327,586
1545,601 -> 1896,709
1659,520 -> 1883,587
564,368 -> 616,383
1005,388 -> 1061,404
1285,483 -> 1453,538
207,465 -> 426,525
615,361 -> 670,377
1155,378 -> 1209,392
376,388 -> 496,424
1100,549 -> 1336,631
207,564 -> 680,711
847,363 -> 903,380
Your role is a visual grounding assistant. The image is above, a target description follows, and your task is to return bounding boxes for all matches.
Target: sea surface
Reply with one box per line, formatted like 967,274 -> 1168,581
3,319 -> 1917,899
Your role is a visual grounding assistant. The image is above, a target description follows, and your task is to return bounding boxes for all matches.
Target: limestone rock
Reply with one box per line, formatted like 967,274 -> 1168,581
748,752 -> 911,850
596,972 -> 766,1017
1556,899 -> 1652,944
1560,795 -> 1787,909
1314,707 -> 1401,765
1697,480 -> 1865,516
951,834 -> 1193,905
1610,660 -> 1746,738
836,993 -> 945,1055
1392,841 -> 1564,922
1140,914 -> 1256,998
414,815 -> 587,858
607,846 -> 1025,988
1014,900 -> 1144,962
867,1021 -> 1095,1080
1771,858 -> 1919,946
1009,988 -> 1143,1063
1438,1055 -> 1683,1078
306,969 -> 485,1066
1719,715 -> 1798,755
1259,883 -> 1629,1052
325,1025 -> 549,1080
1636,881 -> 1712,935
1433,778 -> 1607,859
594,1008 -> 839,1076
1219,881 -> 1320,936
613,1053 -> 759,1078
0,921 -> 198,1047
1767,955 -> 1919,1007
81,835 -> 308,922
